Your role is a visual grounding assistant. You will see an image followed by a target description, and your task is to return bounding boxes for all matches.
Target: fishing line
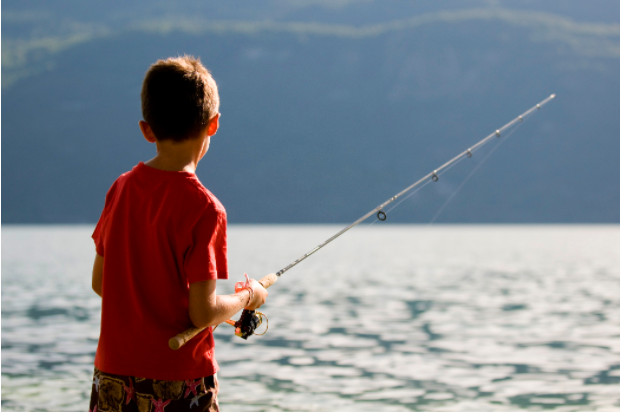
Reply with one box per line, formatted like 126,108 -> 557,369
366,179 -> 433,226
428,120 -> 524,224
354,118 -> 522,226
316,143 -> 465,227
380,143 -> 480,218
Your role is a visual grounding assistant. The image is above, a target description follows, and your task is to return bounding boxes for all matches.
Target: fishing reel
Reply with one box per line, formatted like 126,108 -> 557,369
224,273 -> 270,339
225,309 -> 268,340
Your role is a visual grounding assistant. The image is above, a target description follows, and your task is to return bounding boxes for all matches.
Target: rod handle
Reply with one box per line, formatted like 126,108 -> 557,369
258,273 -> 278,289
169,326 -> 204,350
168,273 -> 278,350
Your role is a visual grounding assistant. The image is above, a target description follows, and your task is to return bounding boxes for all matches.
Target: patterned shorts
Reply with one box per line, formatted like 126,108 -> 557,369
89,367 -> 219,412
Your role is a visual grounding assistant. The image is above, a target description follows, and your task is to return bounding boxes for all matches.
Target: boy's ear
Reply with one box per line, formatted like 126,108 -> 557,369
139,120 -> 157,143
207,113 -> 220,137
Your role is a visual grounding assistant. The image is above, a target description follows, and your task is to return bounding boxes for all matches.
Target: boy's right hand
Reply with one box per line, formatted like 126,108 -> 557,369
246,278 -> 268,310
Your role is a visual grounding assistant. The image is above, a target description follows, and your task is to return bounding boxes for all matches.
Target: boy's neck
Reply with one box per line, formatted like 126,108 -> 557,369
145,136 -> 210,174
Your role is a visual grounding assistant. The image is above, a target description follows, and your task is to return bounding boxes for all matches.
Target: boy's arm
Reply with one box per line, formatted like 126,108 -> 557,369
92,254 -> 104,297
189,279 -> 268,329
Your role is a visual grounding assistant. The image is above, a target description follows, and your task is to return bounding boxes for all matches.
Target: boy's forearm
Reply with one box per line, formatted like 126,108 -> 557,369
206,291 -> 252,327
188,280 -> 251,329
189,278 -> 267,329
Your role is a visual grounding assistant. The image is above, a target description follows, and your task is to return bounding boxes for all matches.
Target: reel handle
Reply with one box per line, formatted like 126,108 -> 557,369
168,273 -> 278,350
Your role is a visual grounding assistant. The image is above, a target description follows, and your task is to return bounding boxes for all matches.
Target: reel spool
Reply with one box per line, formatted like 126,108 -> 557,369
229,309 -> 269,340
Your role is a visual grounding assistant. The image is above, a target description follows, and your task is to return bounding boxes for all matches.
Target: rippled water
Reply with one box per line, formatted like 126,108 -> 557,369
2,225 -> 620,411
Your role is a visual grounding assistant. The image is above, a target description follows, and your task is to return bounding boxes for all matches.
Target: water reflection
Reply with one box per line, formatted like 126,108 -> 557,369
2,225 -> 620,411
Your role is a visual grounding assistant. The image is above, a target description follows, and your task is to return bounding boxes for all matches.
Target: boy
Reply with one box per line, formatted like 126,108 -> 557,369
90,55 -> 268,412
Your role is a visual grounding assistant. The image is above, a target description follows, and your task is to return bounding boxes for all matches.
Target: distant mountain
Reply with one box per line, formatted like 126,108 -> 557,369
2,1 -> 620,223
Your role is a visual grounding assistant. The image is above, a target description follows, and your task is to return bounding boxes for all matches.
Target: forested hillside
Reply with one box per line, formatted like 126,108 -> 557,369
3,1 -> 620,223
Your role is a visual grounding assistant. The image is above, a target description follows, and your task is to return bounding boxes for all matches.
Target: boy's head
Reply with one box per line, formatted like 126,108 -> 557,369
141,55 -> 219,142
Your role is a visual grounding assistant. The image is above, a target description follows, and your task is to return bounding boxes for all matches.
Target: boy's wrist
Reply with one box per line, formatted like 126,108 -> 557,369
244,285 -> 254,308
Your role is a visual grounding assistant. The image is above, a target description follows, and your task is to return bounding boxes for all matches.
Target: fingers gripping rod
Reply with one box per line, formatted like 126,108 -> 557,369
169,94 -> 555,350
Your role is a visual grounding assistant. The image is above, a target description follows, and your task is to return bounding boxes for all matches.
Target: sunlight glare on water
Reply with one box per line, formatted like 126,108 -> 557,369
2,225 -> 620,411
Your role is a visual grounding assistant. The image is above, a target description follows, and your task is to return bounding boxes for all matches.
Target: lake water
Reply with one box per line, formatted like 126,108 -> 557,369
2,225 -> 620,411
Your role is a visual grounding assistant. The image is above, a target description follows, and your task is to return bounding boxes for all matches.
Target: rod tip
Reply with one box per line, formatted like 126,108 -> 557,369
550,93 -> 556,99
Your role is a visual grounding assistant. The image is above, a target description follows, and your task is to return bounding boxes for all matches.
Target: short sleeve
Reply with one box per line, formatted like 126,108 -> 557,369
184,206 -> 229,283
92,181 -> 118,257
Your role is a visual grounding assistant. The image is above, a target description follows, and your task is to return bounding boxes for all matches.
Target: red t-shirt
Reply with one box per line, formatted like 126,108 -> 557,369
92,162 -> 228,380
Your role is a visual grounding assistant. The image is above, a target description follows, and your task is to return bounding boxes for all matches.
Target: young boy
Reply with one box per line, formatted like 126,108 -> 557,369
90,55 -> 269,412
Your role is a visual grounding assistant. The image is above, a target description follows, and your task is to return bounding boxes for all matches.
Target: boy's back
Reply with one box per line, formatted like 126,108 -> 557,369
93,161 -> 227,380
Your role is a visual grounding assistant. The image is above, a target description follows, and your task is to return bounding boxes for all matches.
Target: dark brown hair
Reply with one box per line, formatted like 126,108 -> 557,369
141,55 -> 219,142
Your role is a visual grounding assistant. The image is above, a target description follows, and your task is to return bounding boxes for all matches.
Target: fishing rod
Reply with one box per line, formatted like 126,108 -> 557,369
169,94 -> 556,350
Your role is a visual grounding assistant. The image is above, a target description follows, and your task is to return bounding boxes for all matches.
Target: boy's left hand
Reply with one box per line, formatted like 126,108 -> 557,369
245,278 -> 268,310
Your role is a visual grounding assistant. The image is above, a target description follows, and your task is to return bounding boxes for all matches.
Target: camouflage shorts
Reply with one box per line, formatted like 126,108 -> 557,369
89,367 -> 219,412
